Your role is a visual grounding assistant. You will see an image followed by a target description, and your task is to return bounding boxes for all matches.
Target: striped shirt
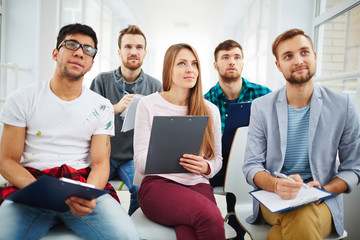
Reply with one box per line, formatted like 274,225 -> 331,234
204,78 -> 271,132
281,104 -> 312,180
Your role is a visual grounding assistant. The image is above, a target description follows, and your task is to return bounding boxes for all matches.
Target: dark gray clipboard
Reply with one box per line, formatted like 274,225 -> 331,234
145,116 -> 209,174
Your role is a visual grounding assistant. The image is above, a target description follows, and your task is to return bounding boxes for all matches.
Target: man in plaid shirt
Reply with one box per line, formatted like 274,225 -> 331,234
204,39 -> 271,240
205,40 -> 271,133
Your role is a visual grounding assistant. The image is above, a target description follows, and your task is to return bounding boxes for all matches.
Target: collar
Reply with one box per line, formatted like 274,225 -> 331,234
277,83 -> 320,104
114,67 -> 145,85
213,77 -> 252,99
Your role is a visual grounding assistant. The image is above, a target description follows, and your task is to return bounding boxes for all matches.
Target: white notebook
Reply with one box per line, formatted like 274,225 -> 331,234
250,187 -> 335,213
121,94 -> 143,132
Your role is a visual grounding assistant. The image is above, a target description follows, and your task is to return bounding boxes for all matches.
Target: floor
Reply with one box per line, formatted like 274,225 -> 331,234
116,189 -> 251,240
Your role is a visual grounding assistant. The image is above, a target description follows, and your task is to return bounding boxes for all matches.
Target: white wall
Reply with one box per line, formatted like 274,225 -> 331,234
38,0 -> 59,83
344,186 -> 360,239
266,0 -> 314,90
4,0 -> 38,90
4,0 -> 58,91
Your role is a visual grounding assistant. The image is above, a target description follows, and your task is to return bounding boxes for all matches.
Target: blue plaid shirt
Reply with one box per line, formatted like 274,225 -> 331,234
204,77 -> 271,132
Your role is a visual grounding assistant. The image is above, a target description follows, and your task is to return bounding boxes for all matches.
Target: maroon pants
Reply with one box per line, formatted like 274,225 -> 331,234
139,176 -> 226,240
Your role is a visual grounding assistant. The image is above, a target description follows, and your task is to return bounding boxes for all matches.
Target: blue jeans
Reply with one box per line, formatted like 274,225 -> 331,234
0,194 -> 141,240
109,158 -> 139,215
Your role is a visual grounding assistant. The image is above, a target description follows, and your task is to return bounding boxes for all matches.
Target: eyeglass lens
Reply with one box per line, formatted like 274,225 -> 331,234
62,40 -> 97,57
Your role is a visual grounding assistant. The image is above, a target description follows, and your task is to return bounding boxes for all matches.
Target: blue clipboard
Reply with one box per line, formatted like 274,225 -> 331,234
222,102 -> 251,157
6,175 -> 109,212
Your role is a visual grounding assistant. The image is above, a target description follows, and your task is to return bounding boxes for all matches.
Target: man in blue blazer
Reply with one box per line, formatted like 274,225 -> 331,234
242,29 -> 360,239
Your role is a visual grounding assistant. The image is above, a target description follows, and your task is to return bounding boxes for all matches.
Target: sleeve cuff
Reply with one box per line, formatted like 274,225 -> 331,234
337,171 -> 359,193
247,168 -> 270,187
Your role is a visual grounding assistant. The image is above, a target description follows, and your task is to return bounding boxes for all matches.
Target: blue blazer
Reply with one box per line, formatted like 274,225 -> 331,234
242,84 -> 360,235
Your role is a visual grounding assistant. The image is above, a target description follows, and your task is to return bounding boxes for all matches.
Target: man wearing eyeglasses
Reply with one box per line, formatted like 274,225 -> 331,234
0,23 -> 140,239
90,25 -> 162,216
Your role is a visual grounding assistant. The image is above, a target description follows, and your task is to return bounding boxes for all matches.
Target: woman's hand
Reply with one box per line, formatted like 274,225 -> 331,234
179,154 -> 210,175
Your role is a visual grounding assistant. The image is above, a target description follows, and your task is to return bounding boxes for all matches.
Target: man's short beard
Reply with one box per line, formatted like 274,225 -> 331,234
221,76 -> 240,83
220,73 -> 241,83
286,72 -> 314,85
122,60 -> 143,71
63,69 -> 84,81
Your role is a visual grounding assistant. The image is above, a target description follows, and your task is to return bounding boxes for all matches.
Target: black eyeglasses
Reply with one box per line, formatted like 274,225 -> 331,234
57,39 -> 97,57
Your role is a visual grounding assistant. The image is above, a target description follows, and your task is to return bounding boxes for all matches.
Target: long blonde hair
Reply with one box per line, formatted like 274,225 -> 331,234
162,43 -> 215,159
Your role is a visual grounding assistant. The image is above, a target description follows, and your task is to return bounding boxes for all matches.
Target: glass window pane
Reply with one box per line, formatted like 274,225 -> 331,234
62,0 -> 82,25
317,5 -> 360,76
83,0 -> 101,32
0,13 -> 2,98
320,78 -> 358,108
315,3 -> 360,115
0,15 -> 1,49
317,0 -> 344,16
64,0 -> 81,9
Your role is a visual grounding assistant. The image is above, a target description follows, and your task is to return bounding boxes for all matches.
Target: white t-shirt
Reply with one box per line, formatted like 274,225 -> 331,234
134,92 -> 223,186
0,80 -> 114,170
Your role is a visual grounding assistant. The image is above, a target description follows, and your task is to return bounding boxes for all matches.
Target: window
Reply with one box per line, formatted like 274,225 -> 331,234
242,0 -> 270,87
0,0 -> 3,60
0,13 -> 2,61
60,0 -> 82,25
314,0 -> 360,113
0,1 -> 4,104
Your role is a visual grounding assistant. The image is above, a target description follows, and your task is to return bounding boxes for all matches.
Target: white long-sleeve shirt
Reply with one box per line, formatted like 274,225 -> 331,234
134,92 -> 222,186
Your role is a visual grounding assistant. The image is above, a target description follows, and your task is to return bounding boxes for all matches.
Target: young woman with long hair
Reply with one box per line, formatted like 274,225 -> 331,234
134,43 -> 225,240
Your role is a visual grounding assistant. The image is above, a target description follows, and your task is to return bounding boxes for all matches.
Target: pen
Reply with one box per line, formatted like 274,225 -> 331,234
122,89 -> 130,95
274,172 -> 310,189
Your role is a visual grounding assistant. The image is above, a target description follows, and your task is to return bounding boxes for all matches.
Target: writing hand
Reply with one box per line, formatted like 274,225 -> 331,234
113,94 -> 134,114
179,154 -> 210,175
65,196 -> 96,216
275,174 -> 304,200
